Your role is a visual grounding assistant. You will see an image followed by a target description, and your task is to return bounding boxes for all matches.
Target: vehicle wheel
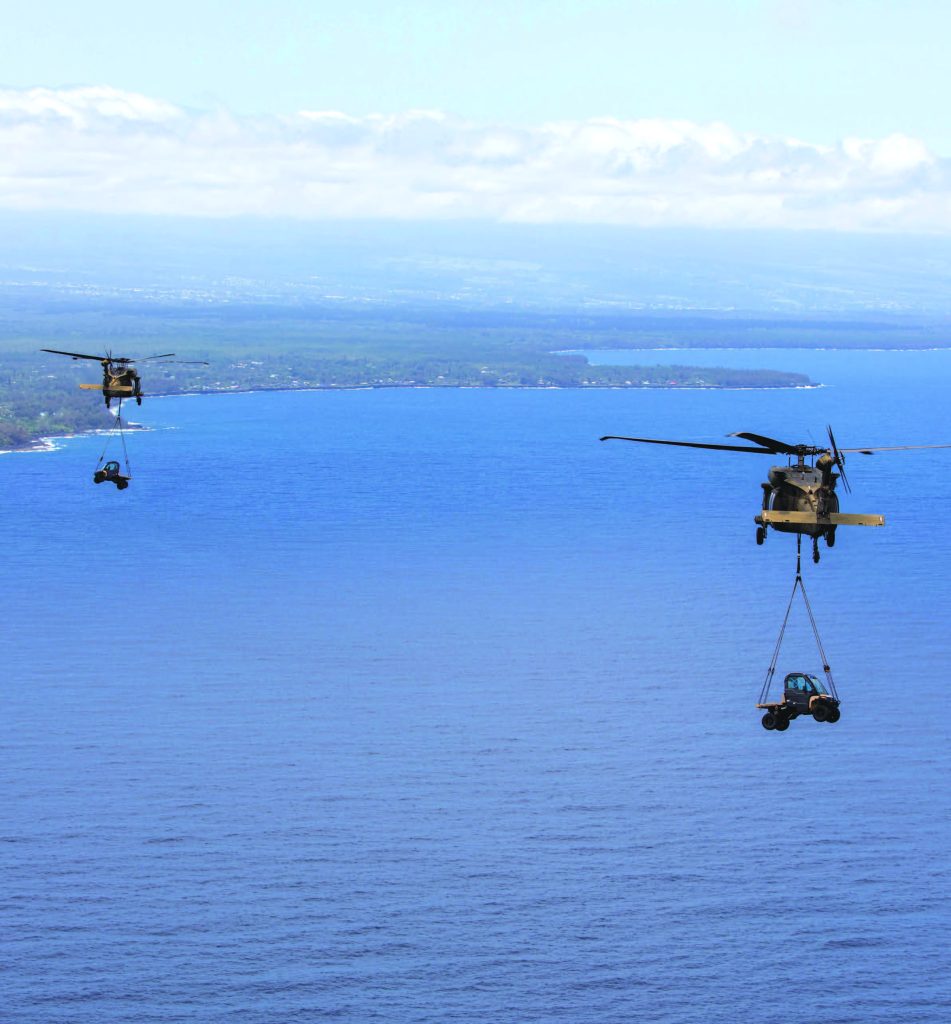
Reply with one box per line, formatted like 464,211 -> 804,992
812,703 -> 829,723
774,716 -> 790,731
756,527 -> 765,546
117,480 -> 129,490
761,712 -> 776,731
826,707 -> 840,723
788,711 -> 800,720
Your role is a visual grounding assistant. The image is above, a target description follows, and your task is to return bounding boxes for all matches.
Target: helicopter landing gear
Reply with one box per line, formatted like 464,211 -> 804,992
812,538 -> 820,564
826,528 -> 836,548
756,526 -> 765,545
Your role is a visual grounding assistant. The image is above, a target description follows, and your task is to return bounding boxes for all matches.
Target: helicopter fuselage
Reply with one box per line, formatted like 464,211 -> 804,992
763,461 -> 839,538
104,366 -> 141,402
78,365 -> 143,407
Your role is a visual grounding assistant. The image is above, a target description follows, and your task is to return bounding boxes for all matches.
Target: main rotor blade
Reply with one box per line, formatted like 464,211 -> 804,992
151,360 -> 210,366
729,432 -> 800,454
40,348 -> 107,362
838,444 -> 951,454
600,435 -> 777,454
139,353 -> 177,361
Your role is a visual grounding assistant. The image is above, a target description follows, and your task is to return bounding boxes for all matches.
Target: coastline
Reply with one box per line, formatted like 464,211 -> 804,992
150,379 -> 821,399
1,421 -> 148,456
1,379 -> 818,455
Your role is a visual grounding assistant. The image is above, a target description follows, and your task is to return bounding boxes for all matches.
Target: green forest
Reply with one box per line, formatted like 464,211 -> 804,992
0,352 -> 810,450
0,304 -> 812,449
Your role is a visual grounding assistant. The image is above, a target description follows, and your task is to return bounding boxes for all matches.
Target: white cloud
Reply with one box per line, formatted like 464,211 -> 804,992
0,85 -> 183,128
0,86 -> 949,231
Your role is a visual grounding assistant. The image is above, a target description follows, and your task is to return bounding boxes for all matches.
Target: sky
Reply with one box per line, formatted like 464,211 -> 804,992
3,0 -> 951,230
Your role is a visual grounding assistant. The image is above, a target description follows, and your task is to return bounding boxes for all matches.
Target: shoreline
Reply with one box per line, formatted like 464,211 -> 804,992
557,345 -> 951,353
2,380 -> 818,455
150,379 -> 821,399
1,421 -> 148,456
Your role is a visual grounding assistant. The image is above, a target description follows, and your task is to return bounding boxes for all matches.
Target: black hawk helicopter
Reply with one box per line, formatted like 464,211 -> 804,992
41,348 -> 207,408
601,427 -> 951,562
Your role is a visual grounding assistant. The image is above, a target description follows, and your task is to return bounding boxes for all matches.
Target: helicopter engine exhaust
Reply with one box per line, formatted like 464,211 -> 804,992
816,452 -> 836,489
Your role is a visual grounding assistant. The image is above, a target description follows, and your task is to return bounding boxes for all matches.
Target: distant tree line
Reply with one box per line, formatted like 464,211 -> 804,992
0,303 -> 812,449
0,350 -> 810,449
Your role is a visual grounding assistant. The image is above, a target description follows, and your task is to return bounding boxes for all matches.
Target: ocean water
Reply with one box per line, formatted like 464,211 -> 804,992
3,349 -> 951,1023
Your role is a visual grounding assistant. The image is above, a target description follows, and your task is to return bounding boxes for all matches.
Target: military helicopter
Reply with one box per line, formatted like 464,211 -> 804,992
601,427 -> 951,562
41,349 -> 207,408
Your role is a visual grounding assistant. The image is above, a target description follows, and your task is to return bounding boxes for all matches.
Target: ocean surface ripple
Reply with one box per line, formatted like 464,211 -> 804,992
3,349 -> 950,1022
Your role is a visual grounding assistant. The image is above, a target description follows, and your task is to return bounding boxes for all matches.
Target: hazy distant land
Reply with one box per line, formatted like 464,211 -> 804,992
5,216 -> 951,448
7,297 -> 951,450
0,334 -> 811,450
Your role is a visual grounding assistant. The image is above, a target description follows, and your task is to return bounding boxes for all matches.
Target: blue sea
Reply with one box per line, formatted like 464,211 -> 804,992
3,349 -> 951,1023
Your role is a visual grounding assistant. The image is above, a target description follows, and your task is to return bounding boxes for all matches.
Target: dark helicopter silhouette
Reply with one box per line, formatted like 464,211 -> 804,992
41,349 -> 208,408
601,427 -> 951,562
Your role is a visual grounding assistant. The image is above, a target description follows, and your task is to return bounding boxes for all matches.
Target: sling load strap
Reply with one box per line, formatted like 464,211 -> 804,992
94,398 -> 133,477
116,400 -> 132,477
758,569 -> 799,705
798,574 -> 837,700
758,535 -> 838,705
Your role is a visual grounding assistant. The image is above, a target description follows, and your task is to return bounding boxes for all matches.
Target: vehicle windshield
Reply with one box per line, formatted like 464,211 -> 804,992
785,674 -> 822,693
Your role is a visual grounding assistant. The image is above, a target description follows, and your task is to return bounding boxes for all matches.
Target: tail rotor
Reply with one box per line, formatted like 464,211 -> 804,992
827,425 -> 851,494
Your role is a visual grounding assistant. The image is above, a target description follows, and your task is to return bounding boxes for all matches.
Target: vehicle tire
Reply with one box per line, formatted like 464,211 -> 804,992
118,480 -> 129,490
774,716 -> 790,731
761,712 -> 776,731
826,707 -> 841,723
788,711 -> 800,720
756,527 -> 765,546
812,703 -> 829,723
